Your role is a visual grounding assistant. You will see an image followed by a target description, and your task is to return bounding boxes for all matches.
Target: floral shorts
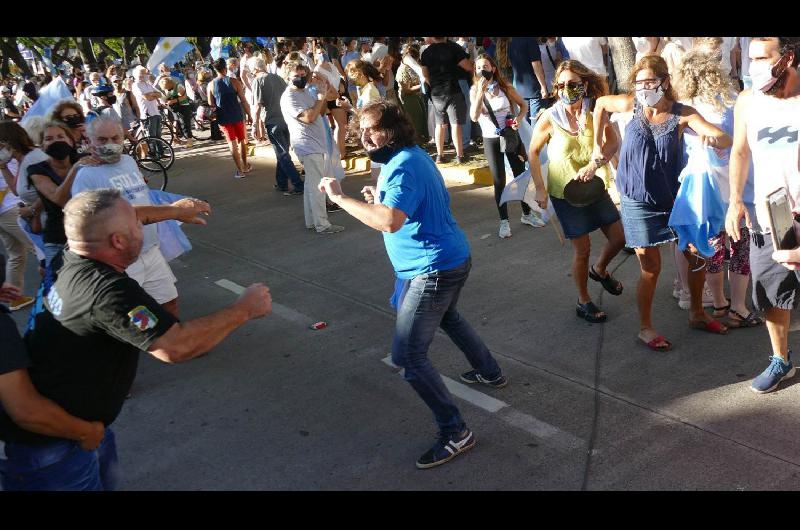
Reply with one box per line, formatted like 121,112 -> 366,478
707,228 -> 750,275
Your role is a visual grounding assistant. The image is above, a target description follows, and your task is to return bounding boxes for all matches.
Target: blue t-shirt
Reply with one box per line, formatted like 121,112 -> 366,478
508,37 -> 543,99
378,146 -> 470,279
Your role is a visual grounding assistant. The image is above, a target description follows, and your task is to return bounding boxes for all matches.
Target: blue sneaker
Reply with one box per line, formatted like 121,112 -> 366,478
751,354 -> 796,394
415,429 -> 475,469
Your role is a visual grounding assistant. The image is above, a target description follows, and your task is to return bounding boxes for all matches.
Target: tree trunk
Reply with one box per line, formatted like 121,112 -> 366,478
0,54 -> 9,78
0,37 -> 33,76
75,37 -> 98,71
195,36 -> 212,58
143,37 -> 160,54
122,37 -> 143,66
607,37 -> 637,94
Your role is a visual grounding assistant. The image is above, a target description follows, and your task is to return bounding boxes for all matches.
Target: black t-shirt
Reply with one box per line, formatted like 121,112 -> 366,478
22,81 -> 38,101
420,41 -> 469,97
0,96 -> 19,117
1,250 -> 177,444
0,306 -> 30,376
27,160 -> 66,245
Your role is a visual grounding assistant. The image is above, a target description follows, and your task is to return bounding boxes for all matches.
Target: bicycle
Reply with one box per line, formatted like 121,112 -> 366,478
127,118 -> 175,171
139,157 -> 168,191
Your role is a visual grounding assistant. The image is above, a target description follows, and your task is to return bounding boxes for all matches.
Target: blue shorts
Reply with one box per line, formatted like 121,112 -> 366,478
619,195 -> 677,248
550,192 -> 621,239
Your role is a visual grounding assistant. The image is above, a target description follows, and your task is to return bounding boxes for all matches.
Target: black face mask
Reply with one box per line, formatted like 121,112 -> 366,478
367,143 -> 397,164
480,70 -> 493,80
292,76 -> 308,89
63,115 -> 85,128
45,141 -> 73,160
105,94 -> 117,105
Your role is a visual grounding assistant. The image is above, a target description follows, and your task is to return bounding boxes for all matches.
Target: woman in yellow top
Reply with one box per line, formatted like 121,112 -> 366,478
528,60 -> 626,323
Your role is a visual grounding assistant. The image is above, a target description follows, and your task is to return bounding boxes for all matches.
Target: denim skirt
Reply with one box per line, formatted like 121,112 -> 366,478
550,192 -> 621,239
619,195 -> 677,248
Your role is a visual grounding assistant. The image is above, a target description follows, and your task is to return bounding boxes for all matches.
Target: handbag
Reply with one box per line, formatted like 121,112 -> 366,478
482,93 -> 527,160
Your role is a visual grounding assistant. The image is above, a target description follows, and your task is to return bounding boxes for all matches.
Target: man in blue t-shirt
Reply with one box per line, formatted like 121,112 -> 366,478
318,101 -> 508,470
508,37 -> 549,122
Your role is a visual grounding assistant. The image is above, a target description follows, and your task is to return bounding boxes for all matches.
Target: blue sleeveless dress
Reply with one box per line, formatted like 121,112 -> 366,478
616,100 -> 684,247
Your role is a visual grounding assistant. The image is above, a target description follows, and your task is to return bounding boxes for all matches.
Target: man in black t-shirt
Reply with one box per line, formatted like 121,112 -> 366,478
420,37 -> 473,165
0,86 -> 20,120
2,189 -> 272,491
0,252 -> 106,491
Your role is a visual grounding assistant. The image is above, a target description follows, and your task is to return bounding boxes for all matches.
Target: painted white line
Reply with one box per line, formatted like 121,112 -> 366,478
382,355 -> 509,413
382,354 -> 587,451
215,279 -> 313,326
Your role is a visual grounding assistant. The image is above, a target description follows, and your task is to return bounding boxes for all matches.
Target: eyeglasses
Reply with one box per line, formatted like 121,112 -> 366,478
554,81 -> 582,90
634,78 -> 662,89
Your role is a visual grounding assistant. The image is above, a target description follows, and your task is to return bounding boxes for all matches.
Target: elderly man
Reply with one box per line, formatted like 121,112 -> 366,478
1,189 -> 272,490
71,116 -> 199,317
84,71 -> 102,110
280,61 -> 344,234
131,65 -> 163,145
319,101 -> 508,469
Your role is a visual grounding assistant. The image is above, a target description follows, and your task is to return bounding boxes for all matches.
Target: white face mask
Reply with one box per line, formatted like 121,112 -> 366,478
94,142 -> 123,163
636,84 -> 665,107
749,55 -> 787,93
0,147 -> 12,163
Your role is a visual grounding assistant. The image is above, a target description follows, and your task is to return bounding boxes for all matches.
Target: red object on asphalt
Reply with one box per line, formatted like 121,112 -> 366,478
310,321 -> 327,330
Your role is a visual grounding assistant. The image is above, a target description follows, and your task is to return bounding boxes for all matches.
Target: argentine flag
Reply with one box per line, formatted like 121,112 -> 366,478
210,37 -> 223,60
146,37 -> 195,72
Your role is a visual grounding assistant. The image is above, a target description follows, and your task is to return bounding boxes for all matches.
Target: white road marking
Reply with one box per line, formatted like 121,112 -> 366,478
382,354 -> 587,451
215,279 -> 312,326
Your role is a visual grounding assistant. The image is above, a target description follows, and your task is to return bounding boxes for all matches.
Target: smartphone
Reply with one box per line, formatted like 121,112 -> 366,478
765,187 -> 798,250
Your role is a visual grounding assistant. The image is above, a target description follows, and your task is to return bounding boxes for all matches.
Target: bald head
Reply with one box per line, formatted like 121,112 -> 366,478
64,189 -> 143,269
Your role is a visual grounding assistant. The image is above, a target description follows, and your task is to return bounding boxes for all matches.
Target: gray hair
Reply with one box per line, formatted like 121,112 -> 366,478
248,56 -> 268,74
87,115 -> 124,140
63,188 -> 123,241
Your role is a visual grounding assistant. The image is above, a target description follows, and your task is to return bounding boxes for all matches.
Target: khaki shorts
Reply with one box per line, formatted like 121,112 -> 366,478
126,245 -> 178,305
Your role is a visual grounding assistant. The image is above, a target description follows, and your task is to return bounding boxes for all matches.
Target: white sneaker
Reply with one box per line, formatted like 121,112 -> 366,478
498,220 -> 511,239
317,224 -> 345,234
678,287 -> 715,310
234,171 -> 245,179
520,212 -> 546,228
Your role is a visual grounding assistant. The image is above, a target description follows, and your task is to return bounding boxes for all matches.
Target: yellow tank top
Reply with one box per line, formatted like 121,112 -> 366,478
546,111 -> 610,199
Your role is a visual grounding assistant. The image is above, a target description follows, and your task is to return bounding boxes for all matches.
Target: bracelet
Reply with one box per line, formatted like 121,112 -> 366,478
593,157 -> 608,168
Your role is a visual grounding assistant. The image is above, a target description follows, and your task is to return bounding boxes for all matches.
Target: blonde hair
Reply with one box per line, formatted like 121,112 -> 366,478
676,50 -> 736,113
552,60 -> 609,100
41,120 -> 73,146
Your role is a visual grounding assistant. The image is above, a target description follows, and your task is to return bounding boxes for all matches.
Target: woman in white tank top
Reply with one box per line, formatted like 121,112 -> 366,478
314,45 -> 348,157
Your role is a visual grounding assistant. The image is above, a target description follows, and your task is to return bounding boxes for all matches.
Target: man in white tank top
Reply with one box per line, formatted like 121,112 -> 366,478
726,36 -> 800,394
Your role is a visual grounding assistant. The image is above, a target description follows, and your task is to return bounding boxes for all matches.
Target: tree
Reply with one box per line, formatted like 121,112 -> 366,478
74,37 -> 98,71
0,37 -> 33,77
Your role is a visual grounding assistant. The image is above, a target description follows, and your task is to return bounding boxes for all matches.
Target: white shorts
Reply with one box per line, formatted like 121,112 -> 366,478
126,245 -> 178,304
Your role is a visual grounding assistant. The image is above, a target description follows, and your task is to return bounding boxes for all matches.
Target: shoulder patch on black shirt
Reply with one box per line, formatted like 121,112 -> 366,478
128,305 -> 158,331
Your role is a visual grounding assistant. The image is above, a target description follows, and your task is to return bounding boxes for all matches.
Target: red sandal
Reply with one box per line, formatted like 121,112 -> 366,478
689,318 -> 728,334
638,334 -> 672,351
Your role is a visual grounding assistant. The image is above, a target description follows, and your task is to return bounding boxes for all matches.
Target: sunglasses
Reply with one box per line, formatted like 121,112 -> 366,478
554,81 -> 583,90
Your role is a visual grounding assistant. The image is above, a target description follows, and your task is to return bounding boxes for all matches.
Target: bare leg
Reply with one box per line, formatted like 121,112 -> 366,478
452,123 -> 464,157
684,249 -> 712,323
673,242 -> 689,295
634,246 -> 668,345
239,137 -> 249,171
435,124 -> 446,158
331,108 -> 347,156
571,235 -> 593,305
765,307 -> 791,362
228,139 -> 243,172
706,270 -> 728,308
728,271 -> 751,317
593,220 -> 626,277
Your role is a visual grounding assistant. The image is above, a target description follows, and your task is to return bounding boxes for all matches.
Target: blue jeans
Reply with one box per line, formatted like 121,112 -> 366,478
265,122 -> 304,191
44,242 -> 63,268
144,115 -> 163,158
458,79 -> 472,147
525,94 -> 550,123
391,258 -> 501,436
0,427 -> 119,491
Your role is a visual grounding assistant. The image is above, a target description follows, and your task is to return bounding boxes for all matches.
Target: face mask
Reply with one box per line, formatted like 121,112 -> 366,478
63,114 -> 85,128
105,94 -> 117,105
0,147 -> 11,163
316,53 -> 327,63
230,67 -> 239,76
480,70 -> 493,80
94,142 -> 123,163
749,55 -> 788,93
367,143 -> 396,164
560,84 -> 586,105
292,76 -> 308,89
635,82 -> 664,107
45,141 -> 73,160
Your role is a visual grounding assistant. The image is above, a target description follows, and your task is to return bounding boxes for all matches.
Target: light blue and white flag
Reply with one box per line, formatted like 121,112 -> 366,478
210,37 -> 223,60
20,76 -> 73,125
146,37 -> 194,72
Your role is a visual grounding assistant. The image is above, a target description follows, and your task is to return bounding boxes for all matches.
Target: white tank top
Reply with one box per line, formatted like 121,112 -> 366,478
477,87 -> 512,139
314,63 -> 343,92
746,90 -> 800,232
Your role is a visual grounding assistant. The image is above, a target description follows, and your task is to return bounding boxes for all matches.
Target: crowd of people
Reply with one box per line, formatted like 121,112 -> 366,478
0,35 -> 799,489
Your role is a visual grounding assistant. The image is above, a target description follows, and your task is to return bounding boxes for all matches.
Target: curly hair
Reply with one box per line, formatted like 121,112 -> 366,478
552,59 -> 609,100
676,50 -> 736,113
358,100 -> 417,148
629,55 -> 678,102
48,99 -> 84,123
496,38 -> 511,70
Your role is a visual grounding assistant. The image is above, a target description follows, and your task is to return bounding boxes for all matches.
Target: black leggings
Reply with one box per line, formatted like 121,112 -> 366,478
483,136 -> 531,220
172,105 -> 195,139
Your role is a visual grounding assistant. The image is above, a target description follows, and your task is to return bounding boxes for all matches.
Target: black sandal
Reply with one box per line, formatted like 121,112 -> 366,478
576,301 -> 607,323
727,309 -> 764,328
712,299 -> 731,319
588,266 -> 623,296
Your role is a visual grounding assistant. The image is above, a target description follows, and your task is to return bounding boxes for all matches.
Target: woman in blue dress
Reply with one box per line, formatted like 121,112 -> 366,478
592,55 -> 731,351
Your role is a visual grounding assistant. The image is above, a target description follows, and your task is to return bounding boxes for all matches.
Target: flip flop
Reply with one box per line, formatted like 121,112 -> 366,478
638,333 -> 672,351
726,309 -> 764,328
576,301 -> 607,323
689,318 -> 728,334
588,265 -> 623,296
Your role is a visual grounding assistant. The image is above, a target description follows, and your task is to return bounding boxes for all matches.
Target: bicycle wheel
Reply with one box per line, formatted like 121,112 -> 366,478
134,137 -> 175,171
160,116 -> 175,145
138,158 -> 168,191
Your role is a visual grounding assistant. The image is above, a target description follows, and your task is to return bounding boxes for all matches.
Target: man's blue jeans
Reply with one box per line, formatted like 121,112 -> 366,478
0,427 -> 119,491
266,122 -> 304,191
391,258 -> 501,437
526,94 -> 551,123
458,79 -> 473,147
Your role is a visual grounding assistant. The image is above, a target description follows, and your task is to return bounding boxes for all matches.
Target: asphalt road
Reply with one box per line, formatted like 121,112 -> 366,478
7,131 -> 800,491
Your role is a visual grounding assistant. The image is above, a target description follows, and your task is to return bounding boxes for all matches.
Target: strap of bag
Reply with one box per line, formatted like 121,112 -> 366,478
481,93 -> 501,131
545,45 -> 557,70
